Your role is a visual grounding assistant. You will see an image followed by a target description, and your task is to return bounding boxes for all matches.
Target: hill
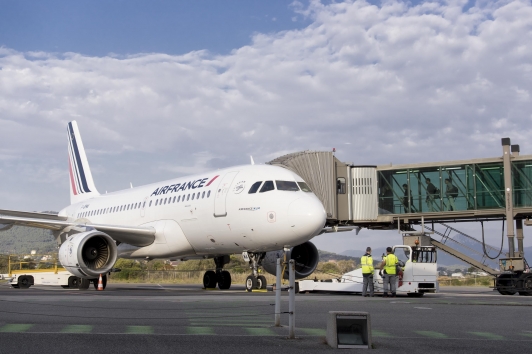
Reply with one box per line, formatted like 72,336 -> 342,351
0,225 -> 57,254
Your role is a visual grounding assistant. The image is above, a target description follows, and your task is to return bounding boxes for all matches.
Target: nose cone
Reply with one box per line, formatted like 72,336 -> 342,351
288,197 -> 326,242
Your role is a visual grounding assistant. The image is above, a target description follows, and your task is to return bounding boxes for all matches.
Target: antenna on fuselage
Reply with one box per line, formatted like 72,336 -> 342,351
130,182 -> 133,189
250,156 -> 255,165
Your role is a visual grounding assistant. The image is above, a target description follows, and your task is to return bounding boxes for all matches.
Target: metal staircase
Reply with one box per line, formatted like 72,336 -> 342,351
424,223 -> 500,276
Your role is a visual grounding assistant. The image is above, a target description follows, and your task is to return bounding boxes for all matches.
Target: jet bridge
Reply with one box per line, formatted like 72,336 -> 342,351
268,138 -> 532,295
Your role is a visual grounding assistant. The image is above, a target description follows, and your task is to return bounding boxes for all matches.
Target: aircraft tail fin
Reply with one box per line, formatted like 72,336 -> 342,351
67,121 -> 100,204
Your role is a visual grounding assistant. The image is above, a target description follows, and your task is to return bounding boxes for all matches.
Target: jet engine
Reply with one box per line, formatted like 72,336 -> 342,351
262,241 -> 319,279
59,230 -> 118,278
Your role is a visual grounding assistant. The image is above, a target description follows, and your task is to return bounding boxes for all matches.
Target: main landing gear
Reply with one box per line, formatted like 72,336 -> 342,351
245,252 -> 267,292
203,255 -> 232,290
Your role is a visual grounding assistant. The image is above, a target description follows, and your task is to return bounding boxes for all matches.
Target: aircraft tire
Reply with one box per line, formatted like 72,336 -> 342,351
257,275 -> 267,290
203,270 -> 217,289
217,271 -> 231,290
78,278 -> 90,290
245,275 -> 257,292
68,276 -> 79,289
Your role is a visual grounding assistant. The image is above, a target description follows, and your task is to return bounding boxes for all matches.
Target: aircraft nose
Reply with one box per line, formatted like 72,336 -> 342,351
288,197 -> 326,241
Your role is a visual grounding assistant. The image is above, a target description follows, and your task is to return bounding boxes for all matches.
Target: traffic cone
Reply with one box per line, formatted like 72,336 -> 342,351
97,274 -> 104,291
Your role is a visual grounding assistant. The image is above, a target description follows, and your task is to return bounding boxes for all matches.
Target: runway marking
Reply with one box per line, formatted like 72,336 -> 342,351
187,326 -> 215,335
0,324 -> 33,332
244,327 -> 276,336
415,331 -> 447,338
126,326 -> 154,334
372,330 -> 394,338
299,328 -> 326,336
469,332 -> 505,340
519,333 -> 532,338
61,325 -> 92,333
413,307 -> 432,310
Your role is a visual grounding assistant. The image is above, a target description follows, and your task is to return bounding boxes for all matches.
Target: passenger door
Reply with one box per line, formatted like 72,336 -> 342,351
213,171 -> 239,217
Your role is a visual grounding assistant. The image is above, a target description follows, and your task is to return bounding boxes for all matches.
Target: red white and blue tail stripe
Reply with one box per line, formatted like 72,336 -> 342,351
67,121 -> 99,204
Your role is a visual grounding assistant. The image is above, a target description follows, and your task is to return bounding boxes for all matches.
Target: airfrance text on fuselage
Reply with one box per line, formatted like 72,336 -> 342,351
150,175 -> 219,197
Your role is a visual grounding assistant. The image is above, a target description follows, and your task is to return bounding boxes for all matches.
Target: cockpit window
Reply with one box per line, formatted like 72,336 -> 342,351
297,182 -> 312,192
276,180 -> 299,191
248,181 -> 262,194
259,180 -> 275,193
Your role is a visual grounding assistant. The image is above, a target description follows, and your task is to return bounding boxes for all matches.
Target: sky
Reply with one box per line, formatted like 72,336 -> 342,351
1,0 -> 532,254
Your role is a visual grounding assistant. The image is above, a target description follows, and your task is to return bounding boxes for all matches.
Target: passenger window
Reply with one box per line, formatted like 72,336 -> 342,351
155,200 -> 158,206
149,201 -> 152,207
192,193 -> 195,200
187,194 -> 190,201
248,181 -> 262,194
177,196 -> 181,202
173,196 -> 176,203
202,191 -> 205,198
276,180 -> 299,191
297,182 -> 312,193
143,201 -> 146,208
197,192 -> 200,199
207,190 -> 211,198
259,181 -> 275,193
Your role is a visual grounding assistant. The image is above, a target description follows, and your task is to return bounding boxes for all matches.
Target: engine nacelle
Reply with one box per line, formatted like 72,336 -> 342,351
59,231 -> 118,278
262,241 -> 319,279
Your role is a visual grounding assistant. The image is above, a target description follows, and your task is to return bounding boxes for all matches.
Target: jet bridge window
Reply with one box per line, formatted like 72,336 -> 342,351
259,181 -> 275,193
248,181 -> 262,194
337,177 -> 346,194
276,180 -> 299,191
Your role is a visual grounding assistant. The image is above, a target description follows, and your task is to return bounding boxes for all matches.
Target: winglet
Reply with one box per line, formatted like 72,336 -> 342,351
250,156 -> 255,165
67,121 -> 100,204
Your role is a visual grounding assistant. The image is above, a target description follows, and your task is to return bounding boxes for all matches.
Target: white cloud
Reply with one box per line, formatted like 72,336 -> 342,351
1,0 -> 532,250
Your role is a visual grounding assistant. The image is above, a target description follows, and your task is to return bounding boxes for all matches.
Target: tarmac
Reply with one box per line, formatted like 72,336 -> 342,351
0,282 -> 531,353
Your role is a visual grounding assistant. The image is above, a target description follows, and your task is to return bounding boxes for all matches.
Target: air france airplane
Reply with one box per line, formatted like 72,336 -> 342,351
0,121 -> 326,291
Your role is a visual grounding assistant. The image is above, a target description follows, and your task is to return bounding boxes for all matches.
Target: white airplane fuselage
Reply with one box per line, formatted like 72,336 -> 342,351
60,164 -> 326,260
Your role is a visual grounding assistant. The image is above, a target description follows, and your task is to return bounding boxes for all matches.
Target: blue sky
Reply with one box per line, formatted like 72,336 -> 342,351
1,0 -> 531,253
0,1 -> 311,56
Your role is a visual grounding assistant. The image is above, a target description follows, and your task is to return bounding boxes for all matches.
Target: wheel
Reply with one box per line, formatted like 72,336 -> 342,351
496,274 -> 517,295
217,270 -> 231,290
257,275 -> 267,290
245,275 -> 257,292
92,275 -> 107,290
68,276 -> 79,289
78,278 -> 90,290
518,274 -> 532,296
407,292 -> 424,297
203,270 -> 217,289
18,276 -> 32,289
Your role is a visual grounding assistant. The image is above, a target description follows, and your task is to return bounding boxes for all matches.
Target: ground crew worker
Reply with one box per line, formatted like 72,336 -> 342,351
379,247 -> 399,297
361,247 -> 374,297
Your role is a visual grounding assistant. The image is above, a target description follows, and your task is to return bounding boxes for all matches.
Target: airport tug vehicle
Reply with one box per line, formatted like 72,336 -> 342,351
298,236 -> 438,297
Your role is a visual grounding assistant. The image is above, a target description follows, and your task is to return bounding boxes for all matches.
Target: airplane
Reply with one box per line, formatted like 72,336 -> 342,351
0,121 -> 327,291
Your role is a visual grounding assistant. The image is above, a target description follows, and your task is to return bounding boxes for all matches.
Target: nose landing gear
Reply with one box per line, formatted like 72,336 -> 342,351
245,252 -> 266,292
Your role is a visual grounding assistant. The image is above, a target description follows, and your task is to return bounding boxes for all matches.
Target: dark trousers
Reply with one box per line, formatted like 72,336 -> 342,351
362,274 -> 374,296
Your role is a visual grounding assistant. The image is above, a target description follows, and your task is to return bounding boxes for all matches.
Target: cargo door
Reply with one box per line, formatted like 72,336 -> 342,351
213,171 -> 239,217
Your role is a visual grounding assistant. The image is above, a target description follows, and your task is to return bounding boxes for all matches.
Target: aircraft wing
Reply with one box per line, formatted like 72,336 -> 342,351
0,211 -> 155,247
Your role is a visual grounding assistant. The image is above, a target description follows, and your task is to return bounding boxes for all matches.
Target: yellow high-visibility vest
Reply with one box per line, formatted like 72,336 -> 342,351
384,254 -> 399,275
361,255 -> 374,274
